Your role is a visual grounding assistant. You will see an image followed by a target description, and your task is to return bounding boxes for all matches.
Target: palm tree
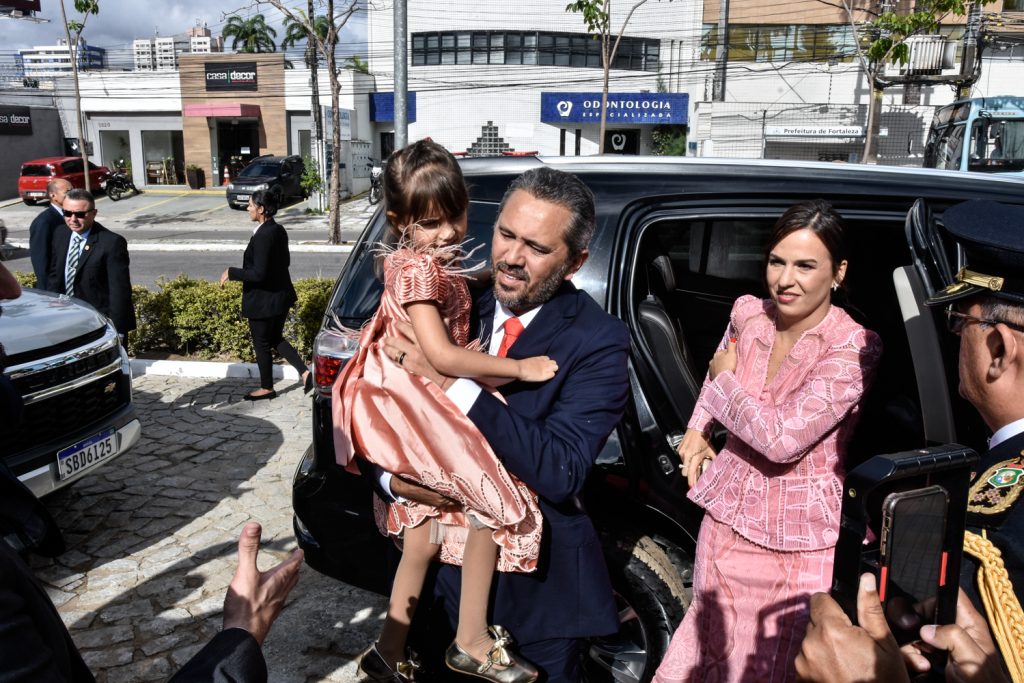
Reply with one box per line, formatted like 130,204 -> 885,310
222,14 -> 278,53
343,54 -> 370,74
281,13 -> 328,69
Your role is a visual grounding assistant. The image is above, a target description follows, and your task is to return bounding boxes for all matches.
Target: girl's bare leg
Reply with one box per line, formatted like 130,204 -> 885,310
455,524 -> 500,661
376,522 -> 439,667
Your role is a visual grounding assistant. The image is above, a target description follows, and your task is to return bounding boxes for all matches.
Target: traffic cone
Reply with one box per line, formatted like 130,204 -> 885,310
223,165 -> 231,186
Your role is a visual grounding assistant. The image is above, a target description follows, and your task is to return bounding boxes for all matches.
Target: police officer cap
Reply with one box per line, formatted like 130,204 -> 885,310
925,199 -> 1024,307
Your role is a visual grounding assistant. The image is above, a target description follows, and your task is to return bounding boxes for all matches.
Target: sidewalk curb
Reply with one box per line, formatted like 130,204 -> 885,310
130,358 -> 305,381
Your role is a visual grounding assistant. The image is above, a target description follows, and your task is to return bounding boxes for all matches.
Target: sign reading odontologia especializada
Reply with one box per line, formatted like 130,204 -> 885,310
541,92 -> 688,125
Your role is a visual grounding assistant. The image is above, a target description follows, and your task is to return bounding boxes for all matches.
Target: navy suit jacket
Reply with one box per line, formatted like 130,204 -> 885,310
227,219 -> 297,320
47,222 -> 136,335
28,204 -> 64,290
435,281 -> 630,644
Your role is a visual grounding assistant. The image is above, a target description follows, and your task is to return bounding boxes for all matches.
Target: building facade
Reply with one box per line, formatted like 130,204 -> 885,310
19,39 -> 105,77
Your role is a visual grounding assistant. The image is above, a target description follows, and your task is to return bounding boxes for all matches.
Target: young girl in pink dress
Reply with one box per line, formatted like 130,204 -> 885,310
655,200 -> 883,683
332,140 -> 548,683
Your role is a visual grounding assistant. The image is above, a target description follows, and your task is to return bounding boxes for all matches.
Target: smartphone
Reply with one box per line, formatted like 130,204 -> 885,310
878,485 -> 950,644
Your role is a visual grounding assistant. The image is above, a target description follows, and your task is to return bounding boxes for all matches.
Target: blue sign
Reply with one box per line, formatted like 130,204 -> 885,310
371,92 -> 417,123
541,92 -> 688,125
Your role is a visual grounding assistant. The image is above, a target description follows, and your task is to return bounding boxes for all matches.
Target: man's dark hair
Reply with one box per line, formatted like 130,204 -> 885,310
498,167 -> 596,258
250,189 -> 279,218
64,188 -> 95,210
975,294 -> 1024,328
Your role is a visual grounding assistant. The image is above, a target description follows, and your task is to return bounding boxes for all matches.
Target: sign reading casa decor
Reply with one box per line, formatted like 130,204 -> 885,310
541,92 -> 688,125
0,105 -> 32,135
204,61 -> 258,92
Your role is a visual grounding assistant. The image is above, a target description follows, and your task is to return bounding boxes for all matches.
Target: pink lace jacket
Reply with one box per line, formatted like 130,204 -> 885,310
687,295 -> 883,551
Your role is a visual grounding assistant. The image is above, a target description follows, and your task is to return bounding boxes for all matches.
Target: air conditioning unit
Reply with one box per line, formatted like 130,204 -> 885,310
887,35 -> 957,75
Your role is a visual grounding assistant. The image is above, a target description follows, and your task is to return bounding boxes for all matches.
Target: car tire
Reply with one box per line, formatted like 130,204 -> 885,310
583,534 -> 692,683
22,198 -> 38,206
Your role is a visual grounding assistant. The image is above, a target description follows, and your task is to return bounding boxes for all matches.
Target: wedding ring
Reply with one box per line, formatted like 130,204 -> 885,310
397,351 -> 407,366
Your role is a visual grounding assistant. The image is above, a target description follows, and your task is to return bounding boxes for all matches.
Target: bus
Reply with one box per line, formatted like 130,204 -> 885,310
923,96 -> 1024,174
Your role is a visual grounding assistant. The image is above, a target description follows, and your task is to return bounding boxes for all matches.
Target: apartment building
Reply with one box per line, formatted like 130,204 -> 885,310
19,39 -> 105,77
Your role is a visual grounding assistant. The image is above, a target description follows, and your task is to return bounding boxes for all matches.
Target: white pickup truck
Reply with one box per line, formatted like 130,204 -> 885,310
1,289 -> 140,497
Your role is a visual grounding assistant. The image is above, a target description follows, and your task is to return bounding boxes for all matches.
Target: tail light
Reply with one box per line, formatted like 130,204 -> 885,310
312,328 -> 360,396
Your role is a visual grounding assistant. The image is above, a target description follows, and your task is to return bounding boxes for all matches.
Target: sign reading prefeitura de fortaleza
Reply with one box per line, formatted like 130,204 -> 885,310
0,106 -> 32,135
204,61 -> 258,92
541,92 -> 689,125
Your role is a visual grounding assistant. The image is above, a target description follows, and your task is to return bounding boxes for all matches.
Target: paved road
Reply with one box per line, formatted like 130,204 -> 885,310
32,372 -> 387,683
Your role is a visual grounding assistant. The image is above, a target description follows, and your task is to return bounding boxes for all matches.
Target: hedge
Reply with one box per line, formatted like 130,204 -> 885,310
12,272 -> 334,361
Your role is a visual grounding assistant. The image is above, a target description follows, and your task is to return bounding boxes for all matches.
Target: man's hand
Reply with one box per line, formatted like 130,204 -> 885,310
390,476 -> 459,510
795,573 -> 909,683
902,590 -> 1009,683
219,269 -> 230,288
381,321 -> 452,388
222,522 -> 304,646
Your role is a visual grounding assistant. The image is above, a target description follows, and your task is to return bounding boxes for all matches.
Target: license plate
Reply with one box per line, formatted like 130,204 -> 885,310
27,191 -> 45,197
235,194 -> 250,201
57,429 -> 118,480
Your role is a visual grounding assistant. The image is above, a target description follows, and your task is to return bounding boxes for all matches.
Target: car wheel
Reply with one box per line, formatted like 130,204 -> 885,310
583,534 -> 692,683
22,198 -> 38,206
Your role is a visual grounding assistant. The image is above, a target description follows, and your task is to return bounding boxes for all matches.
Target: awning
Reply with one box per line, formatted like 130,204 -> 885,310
183,103 -> 261,118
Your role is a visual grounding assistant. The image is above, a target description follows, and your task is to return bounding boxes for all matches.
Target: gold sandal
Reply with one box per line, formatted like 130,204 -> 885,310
444,625 -> 539,683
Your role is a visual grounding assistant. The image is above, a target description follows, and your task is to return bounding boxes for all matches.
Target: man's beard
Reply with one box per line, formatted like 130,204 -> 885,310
493,260 -> 571,311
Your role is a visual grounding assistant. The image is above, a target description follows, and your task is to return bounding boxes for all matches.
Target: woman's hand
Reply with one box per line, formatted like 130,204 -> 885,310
678,428 -> 716,489
219,269 -> 230,288
709,338 -> 737,380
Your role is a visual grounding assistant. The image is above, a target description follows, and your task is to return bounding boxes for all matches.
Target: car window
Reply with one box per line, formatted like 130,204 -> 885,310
87,161 -> 99,171
330,200 -> 498,326
63,159 -> 83,174
21,165 -> 51,176
239,162 -> 280,177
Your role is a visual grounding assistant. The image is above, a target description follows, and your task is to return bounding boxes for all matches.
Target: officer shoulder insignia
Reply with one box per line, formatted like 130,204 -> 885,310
968,453 -> 1024,516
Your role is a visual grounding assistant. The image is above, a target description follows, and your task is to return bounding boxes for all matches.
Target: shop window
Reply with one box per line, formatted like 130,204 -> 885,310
142,130 -> 184,185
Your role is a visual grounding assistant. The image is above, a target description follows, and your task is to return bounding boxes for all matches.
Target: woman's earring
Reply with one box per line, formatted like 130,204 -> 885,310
831,281 -> 839,292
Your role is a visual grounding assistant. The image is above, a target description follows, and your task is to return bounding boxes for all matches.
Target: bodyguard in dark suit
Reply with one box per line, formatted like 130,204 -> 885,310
220,189 -> 310,400
46,189 -> 135,336
384,168 -> 630,682
28,178 -> 71,289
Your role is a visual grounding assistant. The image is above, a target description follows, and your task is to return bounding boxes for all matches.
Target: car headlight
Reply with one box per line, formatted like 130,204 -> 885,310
227,184 -> 235,191
253,183 -> 269,192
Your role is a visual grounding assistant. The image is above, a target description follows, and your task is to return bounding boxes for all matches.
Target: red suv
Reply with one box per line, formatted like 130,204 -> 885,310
18,157 -> 110,205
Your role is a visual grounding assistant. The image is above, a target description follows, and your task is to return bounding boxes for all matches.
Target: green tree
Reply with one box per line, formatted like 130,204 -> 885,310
222,14 -> 279,53
59,0 -> 99,191
343,54 -> 370,74
842,0 -> 993,162
265,0 -> 360,244
566,0 -> 672,154
281,12 -> 329,69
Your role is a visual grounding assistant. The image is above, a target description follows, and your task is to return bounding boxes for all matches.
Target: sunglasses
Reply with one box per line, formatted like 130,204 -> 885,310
945,307 -> 1024,335
63,209 -> 94,218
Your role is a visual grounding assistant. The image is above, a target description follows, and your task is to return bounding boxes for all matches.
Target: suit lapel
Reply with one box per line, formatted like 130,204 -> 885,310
74,225 -> 102,275
505,282 -> 580,359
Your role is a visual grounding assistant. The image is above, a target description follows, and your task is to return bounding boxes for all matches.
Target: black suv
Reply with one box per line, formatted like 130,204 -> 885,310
225,154 -> 305,209
293,156 -> 1024,682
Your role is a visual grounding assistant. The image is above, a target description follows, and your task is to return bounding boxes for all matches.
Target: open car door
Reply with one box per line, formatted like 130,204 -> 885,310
892,199 -> 958,444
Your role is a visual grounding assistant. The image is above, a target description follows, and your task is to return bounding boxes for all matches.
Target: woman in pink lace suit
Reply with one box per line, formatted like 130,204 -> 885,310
655,200 -> 883,683
333,141 -> 549,683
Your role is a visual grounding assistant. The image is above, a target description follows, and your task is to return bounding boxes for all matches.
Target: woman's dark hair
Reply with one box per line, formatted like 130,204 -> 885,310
383,139 -> 468,237
250,189 -> 279,218
766,199 -> 848,278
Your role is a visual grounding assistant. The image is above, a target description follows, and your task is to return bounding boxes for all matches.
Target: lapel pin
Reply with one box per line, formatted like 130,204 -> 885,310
84,245 -> 91,251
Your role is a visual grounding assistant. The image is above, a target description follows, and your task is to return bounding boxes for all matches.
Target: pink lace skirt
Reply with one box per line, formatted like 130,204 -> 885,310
654,516 -> 833,683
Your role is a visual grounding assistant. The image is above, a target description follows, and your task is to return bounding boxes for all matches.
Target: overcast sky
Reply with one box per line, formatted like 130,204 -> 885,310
0,0 -> 366,56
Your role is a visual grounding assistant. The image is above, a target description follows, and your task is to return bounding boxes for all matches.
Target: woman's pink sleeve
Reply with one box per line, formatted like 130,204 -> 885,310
701,329 -> 882,463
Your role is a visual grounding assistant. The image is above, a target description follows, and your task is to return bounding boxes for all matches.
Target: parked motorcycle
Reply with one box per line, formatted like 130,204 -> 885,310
105,171 -> 139,202
368,160 -> 383,205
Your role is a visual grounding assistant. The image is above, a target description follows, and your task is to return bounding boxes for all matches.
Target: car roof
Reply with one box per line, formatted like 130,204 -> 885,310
247,155 -> 300,164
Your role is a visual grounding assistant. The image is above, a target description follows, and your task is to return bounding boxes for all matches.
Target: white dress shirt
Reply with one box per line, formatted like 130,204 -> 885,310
989,417 -> 1024,449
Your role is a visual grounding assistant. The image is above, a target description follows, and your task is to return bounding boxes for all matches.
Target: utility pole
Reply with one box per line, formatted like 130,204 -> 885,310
713,0 -> 729,101
394,0 -> 408,149
308,0 -> 325,212
957,0 -> 982,99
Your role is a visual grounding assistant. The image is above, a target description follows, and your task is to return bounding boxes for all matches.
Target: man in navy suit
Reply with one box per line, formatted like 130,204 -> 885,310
28,178 -> 72,289
383,167 -> 631,682
46,189 -> 136,336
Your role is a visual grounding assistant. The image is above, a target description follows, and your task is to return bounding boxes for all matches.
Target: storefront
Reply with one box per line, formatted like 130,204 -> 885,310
540,91 -> 690,155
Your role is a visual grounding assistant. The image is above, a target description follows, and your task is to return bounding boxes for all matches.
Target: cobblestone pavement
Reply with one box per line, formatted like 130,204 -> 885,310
31,373 -> 388,683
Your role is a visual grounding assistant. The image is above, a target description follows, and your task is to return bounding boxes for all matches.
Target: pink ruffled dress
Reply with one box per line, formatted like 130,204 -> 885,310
332,246 -> 542,573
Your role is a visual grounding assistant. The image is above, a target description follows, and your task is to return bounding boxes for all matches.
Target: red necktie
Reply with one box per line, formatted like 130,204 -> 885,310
497,317 -> 524,358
